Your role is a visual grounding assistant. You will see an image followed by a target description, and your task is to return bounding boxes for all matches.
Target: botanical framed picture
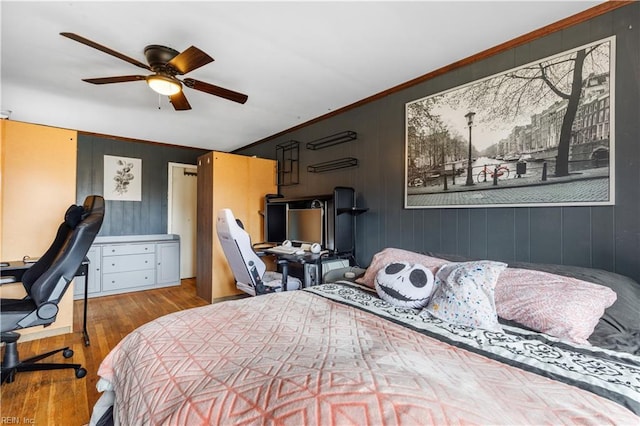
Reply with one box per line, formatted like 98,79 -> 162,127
104,155 -> 142,201
405,36 -> 615,209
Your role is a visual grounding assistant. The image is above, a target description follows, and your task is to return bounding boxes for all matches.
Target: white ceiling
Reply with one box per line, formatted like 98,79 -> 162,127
1,1 -> 602,152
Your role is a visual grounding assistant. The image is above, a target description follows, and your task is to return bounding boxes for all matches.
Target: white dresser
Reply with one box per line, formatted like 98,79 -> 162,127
74,234 -> 180,299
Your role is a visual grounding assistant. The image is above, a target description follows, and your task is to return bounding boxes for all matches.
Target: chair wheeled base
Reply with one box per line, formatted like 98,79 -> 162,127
1,332 -> 87,384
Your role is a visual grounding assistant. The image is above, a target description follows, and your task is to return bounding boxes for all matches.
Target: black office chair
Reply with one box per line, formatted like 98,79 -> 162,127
216,208 -> 301,296
1,195 -> 104,384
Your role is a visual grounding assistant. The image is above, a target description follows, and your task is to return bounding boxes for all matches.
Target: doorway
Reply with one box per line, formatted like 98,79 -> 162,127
168,162 -> 197,278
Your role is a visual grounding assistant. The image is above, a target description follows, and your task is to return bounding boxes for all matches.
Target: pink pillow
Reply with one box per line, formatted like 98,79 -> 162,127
356,248 -> 448,288
495,268 -> 617,345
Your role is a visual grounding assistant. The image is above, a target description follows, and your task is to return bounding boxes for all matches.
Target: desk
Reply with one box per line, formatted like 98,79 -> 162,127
0,258 -> 91,346
259,250 -> 347,287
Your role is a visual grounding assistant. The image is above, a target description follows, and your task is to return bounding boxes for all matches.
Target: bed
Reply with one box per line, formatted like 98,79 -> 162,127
90,249 -> 640,425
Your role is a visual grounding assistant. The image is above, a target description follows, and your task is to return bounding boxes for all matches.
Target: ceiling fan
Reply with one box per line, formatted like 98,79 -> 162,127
60,32 -> 248,110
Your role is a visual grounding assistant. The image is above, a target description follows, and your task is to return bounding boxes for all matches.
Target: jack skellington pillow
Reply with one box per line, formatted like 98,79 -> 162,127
375,262 -> 435,308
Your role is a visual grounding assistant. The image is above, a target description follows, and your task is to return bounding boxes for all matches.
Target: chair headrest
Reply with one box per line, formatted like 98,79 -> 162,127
64,204 -> 85,229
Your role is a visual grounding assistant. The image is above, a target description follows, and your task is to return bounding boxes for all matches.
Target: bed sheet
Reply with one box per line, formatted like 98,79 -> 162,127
95,282 -> 640,425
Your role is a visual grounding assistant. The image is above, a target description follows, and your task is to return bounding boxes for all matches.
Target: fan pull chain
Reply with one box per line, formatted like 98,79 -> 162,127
158,93 -> 162,110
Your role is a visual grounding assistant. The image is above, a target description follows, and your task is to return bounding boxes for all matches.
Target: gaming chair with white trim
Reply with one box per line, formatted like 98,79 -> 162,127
216,209 -> 301,296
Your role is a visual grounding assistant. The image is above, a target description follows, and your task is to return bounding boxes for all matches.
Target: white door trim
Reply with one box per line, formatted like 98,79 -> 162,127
167,162 -> 197,234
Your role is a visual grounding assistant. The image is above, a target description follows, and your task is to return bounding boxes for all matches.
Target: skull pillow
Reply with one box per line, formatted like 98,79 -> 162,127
375,262 -> 435,308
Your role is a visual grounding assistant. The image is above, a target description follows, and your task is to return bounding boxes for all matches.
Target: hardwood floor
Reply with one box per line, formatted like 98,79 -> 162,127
1,278 -> 209,425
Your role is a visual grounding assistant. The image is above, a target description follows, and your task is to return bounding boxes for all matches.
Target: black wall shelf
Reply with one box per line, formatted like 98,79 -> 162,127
307,157 -> 358,173
337,207 -> 369,216
276,140 -> 299,186
306,131 -> 357,150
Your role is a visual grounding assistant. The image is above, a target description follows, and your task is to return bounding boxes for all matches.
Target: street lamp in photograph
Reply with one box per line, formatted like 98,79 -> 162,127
464,111 -> 476,186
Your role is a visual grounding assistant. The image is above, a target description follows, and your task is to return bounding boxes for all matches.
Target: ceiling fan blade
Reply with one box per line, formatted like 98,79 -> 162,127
83,75 -> 146,84
168,46 -> 213,75
183,78 -> 248,104
170,91 -> 192,111
61,32 -> 151,71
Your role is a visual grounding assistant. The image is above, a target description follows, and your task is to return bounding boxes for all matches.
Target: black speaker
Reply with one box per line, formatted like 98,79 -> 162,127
330,187 -> 355,254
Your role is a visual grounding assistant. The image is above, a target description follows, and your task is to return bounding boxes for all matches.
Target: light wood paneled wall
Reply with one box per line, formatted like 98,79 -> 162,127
0,120 -> 77,339
196,151 -> 276,301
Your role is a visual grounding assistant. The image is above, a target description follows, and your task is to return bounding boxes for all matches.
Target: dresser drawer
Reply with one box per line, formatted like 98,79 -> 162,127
103,243 -> 155,256
84,235 -> 180,298
102,269 -> 156,291
102,253 -> 155,274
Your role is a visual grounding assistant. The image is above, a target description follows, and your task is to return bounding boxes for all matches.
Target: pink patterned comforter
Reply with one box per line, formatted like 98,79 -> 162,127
98,285 -> 640,425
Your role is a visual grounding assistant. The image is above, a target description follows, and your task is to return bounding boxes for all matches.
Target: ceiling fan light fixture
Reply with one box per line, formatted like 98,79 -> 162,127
146,75 -> 181,96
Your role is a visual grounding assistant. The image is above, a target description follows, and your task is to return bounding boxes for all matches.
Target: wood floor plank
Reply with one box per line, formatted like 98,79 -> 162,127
1,278 -> 208,425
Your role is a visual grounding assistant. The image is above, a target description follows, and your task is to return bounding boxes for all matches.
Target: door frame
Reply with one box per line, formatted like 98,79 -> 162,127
167,162 -> 198,278
167,162 -> 197,234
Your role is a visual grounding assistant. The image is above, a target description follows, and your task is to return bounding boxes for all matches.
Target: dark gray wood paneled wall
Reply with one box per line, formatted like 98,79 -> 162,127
237,4 -> 640,283
77,134 -> 207,236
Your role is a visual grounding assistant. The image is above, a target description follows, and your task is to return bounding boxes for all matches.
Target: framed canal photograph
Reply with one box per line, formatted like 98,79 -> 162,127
405,36 -> 615,209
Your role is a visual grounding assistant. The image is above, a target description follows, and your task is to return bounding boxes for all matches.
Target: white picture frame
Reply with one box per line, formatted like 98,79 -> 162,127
104,155 -> 142,201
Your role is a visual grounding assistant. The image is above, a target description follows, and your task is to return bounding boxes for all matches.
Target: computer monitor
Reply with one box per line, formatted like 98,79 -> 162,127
287,208 -> 323,245
264,203 -> 287,243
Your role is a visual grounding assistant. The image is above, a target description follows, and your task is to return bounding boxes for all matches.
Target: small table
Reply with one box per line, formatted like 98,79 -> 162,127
0,258 -> 91,346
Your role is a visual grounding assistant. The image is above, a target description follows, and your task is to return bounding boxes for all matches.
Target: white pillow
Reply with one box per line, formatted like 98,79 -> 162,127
425,261 -> 507,331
